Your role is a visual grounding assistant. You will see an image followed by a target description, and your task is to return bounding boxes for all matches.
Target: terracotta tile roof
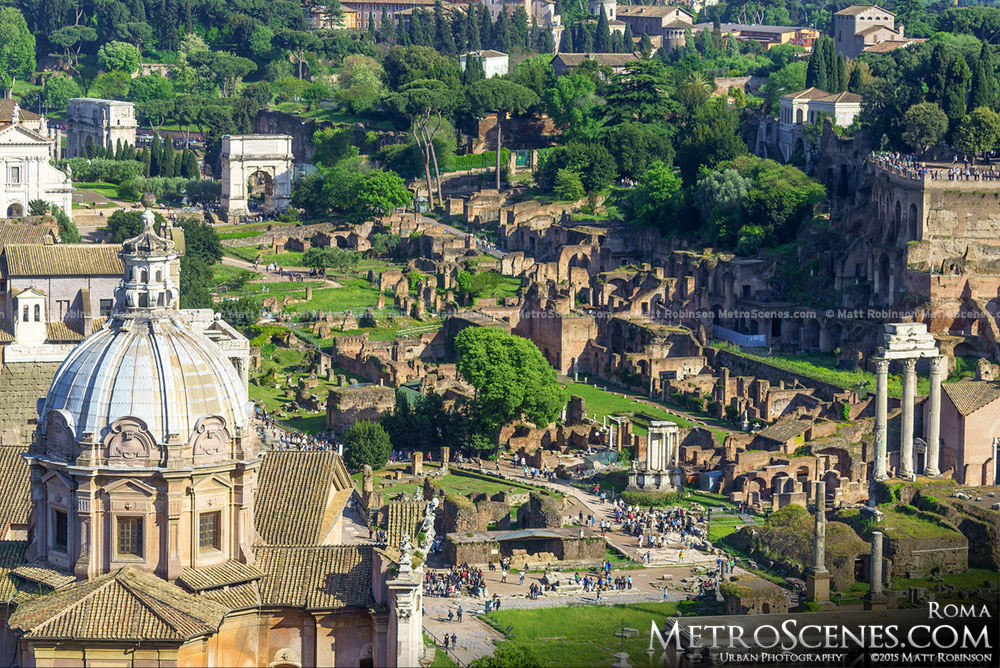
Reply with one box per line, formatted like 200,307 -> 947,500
1,244 -> 123,277
12,559 -> 76,589
0,225 -> 52,252
0,446 -> 30,536
177,560 -> 264,592
617,6 -> 692,19
8,567 -> 228,641
816,91 -> 863,103
863,40 -> 913,53
0,319 -> 12,343
385,501 -> 424,546
253,545 -> 375,610
834,5 -> 889,16
0,362 -> 61,447
0,101 -> 41,122
942,380 -> 1000,417
256,451 -> 352,545
45,321 -> 86,342
757,417 -> 812,443
0,541 -> 28,600
201,581 -> 261,609
783,87 -> 832,100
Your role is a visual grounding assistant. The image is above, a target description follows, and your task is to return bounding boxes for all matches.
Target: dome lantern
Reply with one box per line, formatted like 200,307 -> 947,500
116,197 -> 179,310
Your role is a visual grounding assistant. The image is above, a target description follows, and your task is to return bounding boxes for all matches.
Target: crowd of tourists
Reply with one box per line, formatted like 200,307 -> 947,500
254,407 -> 336,451
871,151 -> 1000,181
425,564 -> 488,598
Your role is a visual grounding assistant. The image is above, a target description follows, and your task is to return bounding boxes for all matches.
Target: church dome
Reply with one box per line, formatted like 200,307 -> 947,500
37,203 -> 250,450
40,313 -> 250,445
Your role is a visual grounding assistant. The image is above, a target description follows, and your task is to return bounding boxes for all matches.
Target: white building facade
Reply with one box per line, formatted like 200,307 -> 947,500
0,103 -> 73,220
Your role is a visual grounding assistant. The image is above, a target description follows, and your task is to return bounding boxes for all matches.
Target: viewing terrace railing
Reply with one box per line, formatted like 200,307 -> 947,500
712,324 -> 767,348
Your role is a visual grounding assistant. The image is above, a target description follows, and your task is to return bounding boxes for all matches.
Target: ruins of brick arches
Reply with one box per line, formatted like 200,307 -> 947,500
220,134 -> 294,223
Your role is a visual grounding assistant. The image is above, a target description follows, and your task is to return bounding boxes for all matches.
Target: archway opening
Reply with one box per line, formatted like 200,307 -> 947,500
908,202 -> 918,240
6,203 -> 23,218
248,169 -> 275,211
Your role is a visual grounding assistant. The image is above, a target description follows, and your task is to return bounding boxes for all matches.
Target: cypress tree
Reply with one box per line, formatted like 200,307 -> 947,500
942,56 -> 971,131
397,16 -> 410,46
969,44 -> 999,111
578,23 -> 594,52
927,43 -> 950,103
833,54 -> 847,93
367,11 -> 377,42
142,148 -> 151,178
623,22 -> 634,52
182,148 -> 199,179
639,32 -> 653,59
150,134 -> 162,178
538,28 -> 554,54
512,6 -> 529,49
434,0 -> 456,55
115,138 -> 123,160
378,7 -> 395,45
410,10 -> 425,47
611,30 -> 623,54
848,64 -> 865,94
493,9 -> 511,52
479,5 -> 492,50
560,23 -> 574,53
463,54 -> 485,84
468,8 -> 481,50
596,7 -> 611,52
453,7 -> 467,52
806,44 -> 827,91
162,136 -> 176,178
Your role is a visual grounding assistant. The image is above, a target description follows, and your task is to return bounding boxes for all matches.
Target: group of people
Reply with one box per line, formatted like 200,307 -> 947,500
425,564 -> 488,599
871,150 -> 1000,181
255,407 -> 336,451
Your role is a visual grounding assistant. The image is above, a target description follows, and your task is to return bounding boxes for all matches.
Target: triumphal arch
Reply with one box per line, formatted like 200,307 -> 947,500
220,134 -> 293,222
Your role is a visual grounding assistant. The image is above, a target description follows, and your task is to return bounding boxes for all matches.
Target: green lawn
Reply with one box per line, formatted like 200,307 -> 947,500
889,568 -> 996,593
876,506 -> 965,540
483,602 -> 684,667
564,383 -> 692,435
74,182 -> 122,199
707,515 -> 747,542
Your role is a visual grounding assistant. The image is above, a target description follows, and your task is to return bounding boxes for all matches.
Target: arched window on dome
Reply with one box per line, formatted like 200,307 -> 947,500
139,294 -> 148,308
34,304 -> 40,321
22,305 -> 29,322
155,269 -> 162,282
140,269 -> 148,283
157,293 -> 165,307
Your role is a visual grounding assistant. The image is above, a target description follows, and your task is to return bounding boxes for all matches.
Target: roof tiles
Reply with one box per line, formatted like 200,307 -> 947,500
253,545 -> 375,610
256,451 -> 352,545
2,244 -> 123,277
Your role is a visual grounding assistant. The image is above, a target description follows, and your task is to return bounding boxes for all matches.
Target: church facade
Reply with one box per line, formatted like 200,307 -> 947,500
0,206 -> 421,667
0,101 -> 73,221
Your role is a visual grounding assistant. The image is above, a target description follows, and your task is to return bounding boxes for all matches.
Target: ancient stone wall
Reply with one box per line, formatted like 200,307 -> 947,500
325,385 -> 396,432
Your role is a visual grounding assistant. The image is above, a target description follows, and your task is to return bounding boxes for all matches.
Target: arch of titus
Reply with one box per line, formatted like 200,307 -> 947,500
873,323 -> 944,480
220,134 -> 293,222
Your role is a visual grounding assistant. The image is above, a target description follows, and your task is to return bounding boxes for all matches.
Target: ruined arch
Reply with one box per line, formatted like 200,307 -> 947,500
220,134 -> 294,223
802,318 -> 821,351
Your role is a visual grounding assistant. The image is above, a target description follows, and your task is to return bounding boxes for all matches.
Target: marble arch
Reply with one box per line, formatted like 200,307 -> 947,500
220,134 -> 294,222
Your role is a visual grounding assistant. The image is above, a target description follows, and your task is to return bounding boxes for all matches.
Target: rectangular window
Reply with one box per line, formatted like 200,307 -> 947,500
117,516 -> 143,558
100,299 -> 113,318
57,300 -> 70,320
199,511 -> 221,551
53,510 -> 68,552
9,166 -> 21,185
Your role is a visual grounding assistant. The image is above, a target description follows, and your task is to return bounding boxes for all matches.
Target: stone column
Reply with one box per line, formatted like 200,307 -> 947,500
812,483 -> 827,570
871,531 -> 883,596
411,452 -> 423,476
673,431 -> 679,468
925,356 -> 945,476
864,531 -> 888,610
874,358 -> 890,480
900,358 -> 917,478
806,483 -> 830,602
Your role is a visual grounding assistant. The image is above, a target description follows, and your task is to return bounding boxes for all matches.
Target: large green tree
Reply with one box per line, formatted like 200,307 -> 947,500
954,107 -> 1000,162
0,8 -> 36,93
344,420 -> 392,470
604,60 -> 673,125
902,102 -> 949,154
454,327 -> 565,452
631,161 -> 683,230
387,79 -> 456,207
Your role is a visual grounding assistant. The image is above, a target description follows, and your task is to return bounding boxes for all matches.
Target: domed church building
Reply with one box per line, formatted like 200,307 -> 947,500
0,207 -> 421,667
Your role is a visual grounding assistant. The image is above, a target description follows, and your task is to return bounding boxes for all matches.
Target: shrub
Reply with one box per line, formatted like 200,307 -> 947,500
344,420 -> 392,470
554,168 -> 585,200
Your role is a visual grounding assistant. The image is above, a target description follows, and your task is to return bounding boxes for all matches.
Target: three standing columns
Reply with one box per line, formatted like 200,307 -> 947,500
872,355 -> 944,480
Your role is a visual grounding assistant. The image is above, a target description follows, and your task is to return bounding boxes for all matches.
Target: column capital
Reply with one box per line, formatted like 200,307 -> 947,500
929,356 -> 947,374
901,357 -> 917,372
874,357 -> 890,374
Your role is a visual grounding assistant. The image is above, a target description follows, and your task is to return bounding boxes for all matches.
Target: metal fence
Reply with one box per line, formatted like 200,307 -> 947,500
712,324 -> 767,348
